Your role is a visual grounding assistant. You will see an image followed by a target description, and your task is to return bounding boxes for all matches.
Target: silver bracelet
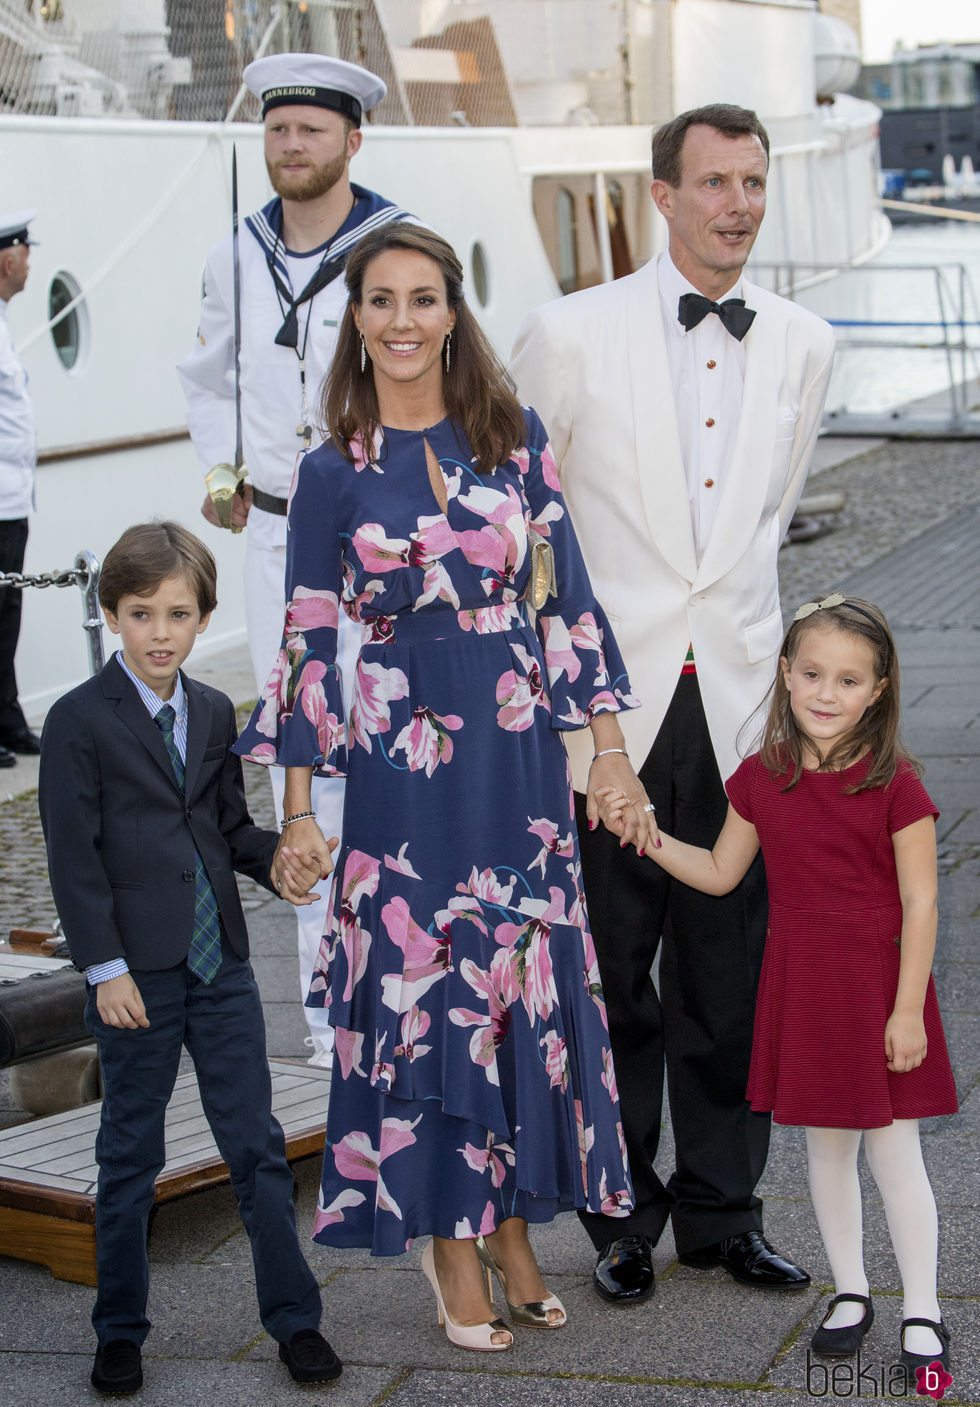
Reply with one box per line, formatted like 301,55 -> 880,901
281,811 -> 316,829
591,748 -> 628,762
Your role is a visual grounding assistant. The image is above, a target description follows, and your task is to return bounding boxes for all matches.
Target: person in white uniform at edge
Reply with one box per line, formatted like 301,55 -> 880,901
510,104 -> 836,1306
0,210 -> 41,768
178,54 -> 414,1065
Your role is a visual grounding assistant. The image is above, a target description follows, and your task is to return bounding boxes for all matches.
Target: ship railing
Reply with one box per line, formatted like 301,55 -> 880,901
0,551 -> 104,678
750,260 -> 980,438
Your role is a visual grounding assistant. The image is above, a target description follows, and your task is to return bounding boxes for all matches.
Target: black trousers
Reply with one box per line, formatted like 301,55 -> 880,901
0,517 -> 28,739
577,672 -> 771,1255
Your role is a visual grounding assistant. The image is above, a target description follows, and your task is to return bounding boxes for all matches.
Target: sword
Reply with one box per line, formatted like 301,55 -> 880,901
205,143 -> 248,531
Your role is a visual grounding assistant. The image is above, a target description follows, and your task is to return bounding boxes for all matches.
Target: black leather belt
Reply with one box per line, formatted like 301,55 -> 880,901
251,487 -> 289,516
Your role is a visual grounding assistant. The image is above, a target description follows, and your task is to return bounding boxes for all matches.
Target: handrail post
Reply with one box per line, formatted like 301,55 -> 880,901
73,550 -> 105,677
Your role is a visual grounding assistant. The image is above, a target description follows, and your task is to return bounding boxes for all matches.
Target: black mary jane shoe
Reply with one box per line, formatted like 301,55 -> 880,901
680,1231 -> 811,1289
899,1317 -> 951,1373
593,1234 -> 656,1304
810,1293 -> 874,1357
91,1339 -> 143,1394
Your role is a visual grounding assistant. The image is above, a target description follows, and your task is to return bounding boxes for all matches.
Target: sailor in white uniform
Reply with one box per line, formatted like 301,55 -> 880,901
0,210 -> 39,767
178,55 -> 414,1063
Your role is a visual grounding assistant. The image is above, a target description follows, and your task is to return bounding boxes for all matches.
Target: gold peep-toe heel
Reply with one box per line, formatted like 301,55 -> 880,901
420,1240 -> 513,1351
476,1235 -> 567,1329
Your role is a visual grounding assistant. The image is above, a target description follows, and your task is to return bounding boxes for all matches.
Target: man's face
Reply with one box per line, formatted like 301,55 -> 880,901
652,124 -> 768,298
264,105 -> 361,202
1,243 -> 30,297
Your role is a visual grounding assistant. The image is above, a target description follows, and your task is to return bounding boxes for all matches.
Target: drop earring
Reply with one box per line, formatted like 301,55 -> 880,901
360,333 -> 367,373
444,330 -> 452,374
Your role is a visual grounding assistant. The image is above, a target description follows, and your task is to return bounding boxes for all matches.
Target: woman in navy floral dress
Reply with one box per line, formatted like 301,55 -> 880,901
236,225 -> 645,1351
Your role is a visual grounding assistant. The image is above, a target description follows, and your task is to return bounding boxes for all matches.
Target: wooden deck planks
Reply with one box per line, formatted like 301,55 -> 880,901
0,1060 -> 330,1284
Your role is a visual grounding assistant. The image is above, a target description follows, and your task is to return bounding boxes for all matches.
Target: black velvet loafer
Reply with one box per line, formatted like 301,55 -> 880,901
278,1328 -> 343,1383
680,1231 -> 810,1289
593,1234 -> 656,1304
91,1339 -> 143,1394
899,1317 -> 951,1373
811,1293 -> 874,1357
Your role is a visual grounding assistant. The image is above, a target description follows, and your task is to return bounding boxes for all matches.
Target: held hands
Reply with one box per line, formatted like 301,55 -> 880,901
586,754 -> 661,855
96,973 -> 150,1030
884,1010 -> 928,1073
272,818 -> 338,906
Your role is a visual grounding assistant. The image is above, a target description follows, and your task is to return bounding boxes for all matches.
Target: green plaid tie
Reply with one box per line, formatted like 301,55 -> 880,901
154,704 -> 222,984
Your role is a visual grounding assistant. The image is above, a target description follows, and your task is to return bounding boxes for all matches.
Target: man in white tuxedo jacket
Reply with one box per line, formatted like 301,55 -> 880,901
511,104 -> 835,1303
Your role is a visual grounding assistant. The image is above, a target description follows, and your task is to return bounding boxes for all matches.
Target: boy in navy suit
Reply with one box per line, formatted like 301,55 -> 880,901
39,522 -> 339,1395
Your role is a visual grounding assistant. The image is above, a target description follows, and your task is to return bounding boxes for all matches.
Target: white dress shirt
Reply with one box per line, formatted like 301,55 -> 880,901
657,252 -> 747,561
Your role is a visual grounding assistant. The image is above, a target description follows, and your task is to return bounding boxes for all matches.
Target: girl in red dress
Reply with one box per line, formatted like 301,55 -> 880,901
597,594 -> 957,1373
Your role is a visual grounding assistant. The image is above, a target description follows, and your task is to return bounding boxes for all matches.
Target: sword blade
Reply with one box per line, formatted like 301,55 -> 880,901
232,144 -> 243,471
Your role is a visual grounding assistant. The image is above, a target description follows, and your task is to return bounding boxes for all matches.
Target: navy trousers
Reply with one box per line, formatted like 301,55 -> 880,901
86,944 -> 322,1346
0,517 -> 29,739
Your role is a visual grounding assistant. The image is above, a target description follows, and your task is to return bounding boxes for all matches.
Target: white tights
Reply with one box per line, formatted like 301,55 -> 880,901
806,1121 -> 943,1356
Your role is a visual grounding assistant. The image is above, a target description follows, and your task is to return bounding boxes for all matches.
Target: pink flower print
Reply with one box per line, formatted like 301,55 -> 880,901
298,663 -> 344,762
455,866 -> 517,908
350,660 -> 409,753
349,430 -> 383,473
379,896 -> 452,1013
331,1115 -> 421,1220
454,1200 -> 498,1240
363,613 -> 396,643
394,1005 -> 432,1063
459,1137 -> 516,1189
526,817 -> 575,878
334,1027 -> 366,1081
496,642 -> 550,732
600,1045 -> 619,1103
341,559 -> 384,621
538,615 -> 582,686
540,1030 -> 569,1091
336,850 -> 381,1002
458,603 -> 518,632
449,950 -> 520,1083
539,438 -> 562,492
384,843 -> 422,879
455,482 -> 525,586
575,1099 -> 595,1195
390,706 -> 463,777
370,1032 -> 395,1092
598,1168 -> 632,1217
285,585 -> 340,638
313,1187 -> 366,1236
555,688 -> 621,727
244,740 -> 278,763
256,650 -> 289,738
492,916 -> 558,1023
434,894 -> 489,938
352,522 -> 411,574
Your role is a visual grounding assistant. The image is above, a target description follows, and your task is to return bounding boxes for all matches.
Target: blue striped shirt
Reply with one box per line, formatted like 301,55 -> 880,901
86,654 -> 188,985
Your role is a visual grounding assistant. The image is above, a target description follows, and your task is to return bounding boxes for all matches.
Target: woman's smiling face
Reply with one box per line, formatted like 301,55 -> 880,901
354,248 -> 455,396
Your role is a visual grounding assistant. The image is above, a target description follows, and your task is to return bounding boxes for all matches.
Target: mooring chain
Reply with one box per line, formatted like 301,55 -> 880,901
0,568 -> 85,590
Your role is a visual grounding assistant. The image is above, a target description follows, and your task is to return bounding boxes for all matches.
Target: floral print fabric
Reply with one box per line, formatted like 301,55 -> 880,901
236,408 -> 635,1254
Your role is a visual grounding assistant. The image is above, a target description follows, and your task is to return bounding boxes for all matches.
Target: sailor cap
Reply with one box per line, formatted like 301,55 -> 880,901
0,209 -> 38,250
244,53 -> 386,127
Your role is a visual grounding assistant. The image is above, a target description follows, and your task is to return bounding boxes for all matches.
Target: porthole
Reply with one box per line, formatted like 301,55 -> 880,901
48,270 -> 89,373
470,241 -> 490,307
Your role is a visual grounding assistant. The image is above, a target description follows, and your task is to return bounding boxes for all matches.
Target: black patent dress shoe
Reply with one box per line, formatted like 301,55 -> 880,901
91,1339 -> 143,1393
811,1293 -> 874,1357
0,744 -> 15,768
679,1231 -> 810,1289
0,727 -> 40,754
594,1234 -> 656,1303
899,1316 -> 951,1372
278,1328 -> 343,1383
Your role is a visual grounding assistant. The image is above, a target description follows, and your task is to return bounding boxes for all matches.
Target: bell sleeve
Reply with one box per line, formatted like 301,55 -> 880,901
518,407 -> 639,730
233,453 -> 348,776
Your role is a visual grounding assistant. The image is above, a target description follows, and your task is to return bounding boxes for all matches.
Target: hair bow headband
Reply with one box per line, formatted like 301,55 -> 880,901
793,593 -> 845,621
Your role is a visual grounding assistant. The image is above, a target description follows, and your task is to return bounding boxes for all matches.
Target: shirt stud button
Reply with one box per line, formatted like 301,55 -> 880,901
706,360 -> 716,369
704,478 -> 715,488
705,417 -> 715,428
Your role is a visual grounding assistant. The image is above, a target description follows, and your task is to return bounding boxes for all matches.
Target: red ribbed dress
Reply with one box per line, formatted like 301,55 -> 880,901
726,754 -> 958,1130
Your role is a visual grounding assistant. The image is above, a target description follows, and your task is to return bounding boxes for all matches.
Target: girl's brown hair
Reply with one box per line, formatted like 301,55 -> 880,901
758,595 -> 920,792
319,223 -> 526,474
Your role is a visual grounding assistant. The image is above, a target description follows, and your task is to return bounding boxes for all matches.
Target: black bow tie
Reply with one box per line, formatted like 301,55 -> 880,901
678,292 -> 756,341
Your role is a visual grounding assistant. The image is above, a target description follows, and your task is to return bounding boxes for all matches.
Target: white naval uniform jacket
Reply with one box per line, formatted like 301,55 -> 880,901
510,253 -> 836,791
0,299 -> 36,520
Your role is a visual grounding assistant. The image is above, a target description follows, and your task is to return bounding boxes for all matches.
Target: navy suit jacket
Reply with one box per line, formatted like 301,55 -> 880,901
38,654 -> 279,972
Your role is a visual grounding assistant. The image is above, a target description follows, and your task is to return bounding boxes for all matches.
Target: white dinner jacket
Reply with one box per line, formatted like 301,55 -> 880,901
511,253 -> 835,791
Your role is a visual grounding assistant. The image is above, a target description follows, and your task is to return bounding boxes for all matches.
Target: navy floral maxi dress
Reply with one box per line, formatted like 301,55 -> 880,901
236,408 -> 636,1255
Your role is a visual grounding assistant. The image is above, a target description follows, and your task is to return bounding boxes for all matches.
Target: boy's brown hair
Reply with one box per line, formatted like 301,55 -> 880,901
98,521 -> 218,616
